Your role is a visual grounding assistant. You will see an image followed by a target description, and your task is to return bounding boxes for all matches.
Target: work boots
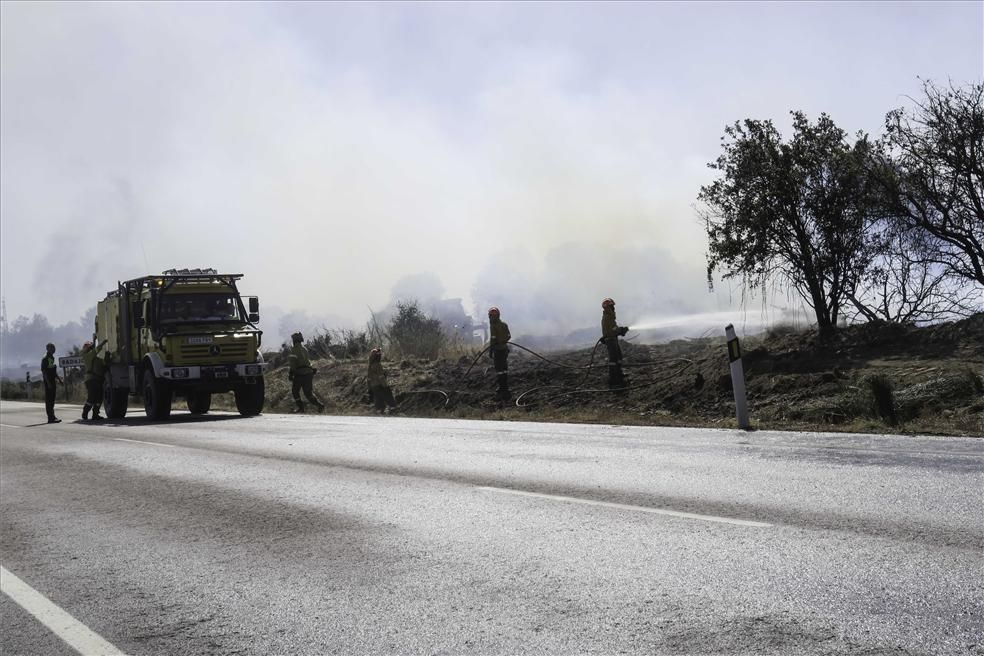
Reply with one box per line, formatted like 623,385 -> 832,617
82,404 -> 91,420
292,400 -> 305,414
92,404 -> 104,421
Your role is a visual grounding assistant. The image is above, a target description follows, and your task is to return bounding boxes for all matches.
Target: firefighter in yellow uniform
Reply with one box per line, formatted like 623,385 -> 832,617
81,336 -> 109,420
367,348 -> 397,413
488,307 -> 511,400
601,298 -> 629,389
288,332 -> 325,413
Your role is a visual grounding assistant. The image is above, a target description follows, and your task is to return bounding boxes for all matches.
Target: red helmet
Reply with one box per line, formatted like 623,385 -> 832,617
602,298 -> 615,309
488,306 -> 500,319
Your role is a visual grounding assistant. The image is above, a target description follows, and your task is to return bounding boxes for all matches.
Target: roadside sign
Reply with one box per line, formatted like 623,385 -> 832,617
58,356 -> 85,368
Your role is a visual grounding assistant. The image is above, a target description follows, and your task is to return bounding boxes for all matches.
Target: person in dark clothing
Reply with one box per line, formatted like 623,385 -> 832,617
287,331 -> 325,413
81,336 -> 109,420
488,307 -> 512,400
367,348 -> 398,413
41,343 -> 63,423
601,298 -> 629,389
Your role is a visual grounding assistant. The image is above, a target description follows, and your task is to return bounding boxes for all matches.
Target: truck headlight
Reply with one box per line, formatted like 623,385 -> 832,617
172,368 -> 190,379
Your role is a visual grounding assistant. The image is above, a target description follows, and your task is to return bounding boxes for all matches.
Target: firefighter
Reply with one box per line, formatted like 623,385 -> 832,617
81,336 -> 109,420
367,348 -> 397,413
488,307 -> 511,400
288,331 -> 325,413
41,343 -> 63,423
601,298 -> 629,389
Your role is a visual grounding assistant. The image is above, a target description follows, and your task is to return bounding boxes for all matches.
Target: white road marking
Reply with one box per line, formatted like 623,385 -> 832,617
1,565 -> 126,655
0,423 -> 22,429
112,438 -> 175,448
478,486 -> 772,528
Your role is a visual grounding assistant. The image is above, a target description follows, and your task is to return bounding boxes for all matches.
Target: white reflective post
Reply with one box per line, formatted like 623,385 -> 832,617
725,324 -> 750,430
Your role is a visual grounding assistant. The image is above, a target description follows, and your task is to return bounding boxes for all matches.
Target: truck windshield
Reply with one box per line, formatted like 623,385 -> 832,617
158,293 -> 243,323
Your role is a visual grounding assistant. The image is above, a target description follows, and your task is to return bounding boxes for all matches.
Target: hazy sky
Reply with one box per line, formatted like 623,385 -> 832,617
1,1 -> 981,337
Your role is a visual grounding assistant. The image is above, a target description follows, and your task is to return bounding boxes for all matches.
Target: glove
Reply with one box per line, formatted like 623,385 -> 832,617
288,372 -> 294,381
618,326 -> 629,336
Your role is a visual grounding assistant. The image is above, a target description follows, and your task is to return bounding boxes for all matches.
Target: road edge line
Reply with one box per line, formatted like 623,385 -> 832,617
1,565 -> 126,655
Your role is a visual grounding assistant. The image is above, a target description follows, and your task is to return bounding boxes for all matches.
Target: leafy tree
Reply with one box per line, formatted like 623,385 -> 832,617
387,300 -> 445,359
699,112 -> 880,334
874,80 -> 984,287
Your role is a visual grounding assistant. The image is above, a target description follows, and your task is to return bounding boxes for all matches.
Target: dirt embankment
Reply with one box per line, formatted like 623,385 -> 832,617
262,314 -> 983,437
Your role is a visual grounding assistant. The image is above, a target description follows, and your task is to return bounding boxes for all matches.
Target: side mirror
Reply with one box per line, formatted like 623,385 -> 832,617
248,312 -> 260,323
248,296 -> 259,313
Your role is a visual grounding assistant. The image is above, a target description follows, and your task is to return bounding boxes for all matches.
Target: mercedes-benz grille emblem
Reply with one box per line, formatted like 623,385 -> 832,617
209,345 -> 222,356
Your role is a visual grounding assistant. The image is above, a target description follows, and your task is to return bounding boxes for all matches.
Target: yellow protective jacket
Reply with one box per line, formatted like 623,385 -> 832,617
602,309 -> 621,339
288,344 -> 315,375
82,342 -> 108,382
368,360 -> 388,388
489,319 -> 511,351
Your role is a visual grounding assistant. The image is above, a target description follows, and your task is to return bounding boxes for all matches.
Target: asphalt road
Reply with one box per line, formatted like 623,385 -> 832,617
1,400 -> 981,655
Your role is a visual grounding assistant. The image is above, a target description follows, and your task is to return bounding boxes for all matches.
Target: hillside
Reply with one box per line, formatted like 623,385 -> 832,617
260,314 -> 983,436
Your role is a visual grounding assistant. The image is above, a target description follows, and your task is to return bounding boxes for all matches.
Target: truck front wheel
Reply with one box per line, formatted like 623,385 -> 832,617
234,378 -> 265,417
143,372 -> 172,420
103,378 -> 128,419
187,391 -> 212,415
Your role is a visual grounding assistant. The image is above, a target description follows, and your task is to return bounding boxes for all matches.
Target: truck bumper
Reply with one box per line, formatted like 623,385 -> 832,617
159,362 -> 268,381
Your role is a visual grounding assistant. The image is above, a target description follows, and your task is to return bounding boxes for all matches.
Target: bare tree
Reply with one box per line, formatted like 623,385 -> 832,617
845,224 -> 983,323
874,80 -> 984,288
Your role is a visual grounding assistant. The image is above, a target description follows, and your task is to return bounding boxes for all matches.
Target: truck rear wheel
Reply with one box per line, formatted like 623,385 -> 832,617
187,392 -> 212,415
103,378 -> 128,419
143,371 -> 172,420
234,378 -> 264,417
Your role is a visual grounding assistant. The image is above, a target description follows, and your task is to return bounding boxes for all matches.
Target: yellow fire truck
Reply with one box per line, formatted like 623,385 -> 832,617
96,268 -> 267,419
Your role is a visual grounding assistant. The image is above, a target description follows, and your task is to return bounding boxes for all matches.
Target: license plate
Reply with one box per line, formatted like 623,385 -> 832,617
213,370 -> 228,378
187,336 -> 213,345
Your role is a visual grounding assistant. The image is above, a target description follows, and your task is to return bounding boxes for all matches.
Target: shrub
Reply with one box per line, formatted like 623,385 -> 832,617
864,373 -> 898,426
388,300 -> 445,359
335,328 -> 370,358
0,380 -> 27,400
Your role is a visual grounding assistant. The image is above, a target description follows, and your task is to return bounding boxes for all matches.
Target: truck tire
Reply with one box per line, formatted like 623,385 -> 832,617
186,391 -> 212,415
143,371 -> 172,420
234,378 -> 264,417
103,378 -> 128,419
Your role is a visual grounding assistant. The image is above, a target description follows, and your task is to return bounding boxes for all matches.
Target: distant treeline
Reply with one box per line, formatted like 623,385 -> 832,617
0,307 -> 95,370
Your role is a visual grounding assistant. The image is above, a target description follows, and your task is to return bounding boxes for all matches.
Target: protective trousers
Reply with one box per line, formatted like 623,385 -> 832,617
370,385 -> 397,412
292,372 -> 325,411
83,378 -> 105,419
492,349 -> 510,399
44,383 -> 57,421
606,338 -> 626,388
